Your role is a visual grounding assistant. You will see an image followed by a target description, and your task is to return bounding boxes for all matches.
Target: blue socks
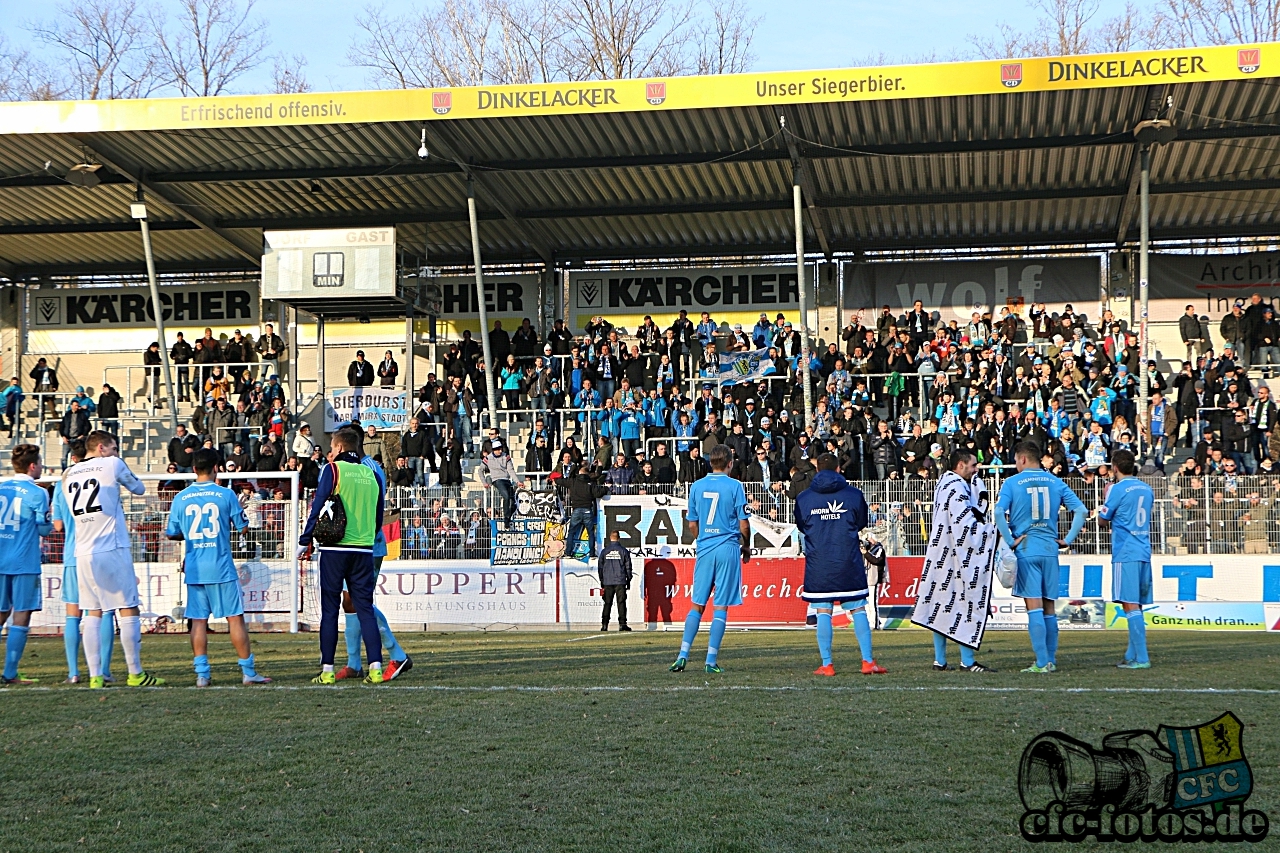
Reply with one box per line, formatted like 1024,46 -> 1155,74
1043,612 -> 1060,664
706,611 -> 727,666
375,607 -> 407,663
678,610 -> 701,658
932,632 -> 974,667
100,612 -> 116,676
346,609 -> 406,666
344,613 -> 362,670
816,611 -> 833,666
1125,610 -> 1149,664
933,632 -> 948,665
193,654 -> 257,679
1027,608 -> 1049,668
849,606 -> 873,664
4,625 -> 29,680
65,616 -> 81,679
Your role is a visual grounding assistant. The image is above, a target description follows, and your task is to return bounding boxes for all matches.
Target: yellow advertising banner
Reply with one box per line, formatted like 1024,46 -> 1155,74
0,42 -> 1275,135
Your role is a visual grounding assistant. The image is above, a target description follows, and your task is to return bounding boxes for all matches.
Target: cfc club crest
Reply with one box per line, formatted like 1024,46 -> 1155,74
646,81 -> 666,106
1001,63 -> 1023,88
1239,48 -> 1261,74
731,352 -> 761,378
1158,712 -> 1253,810
432,91 -> 452,115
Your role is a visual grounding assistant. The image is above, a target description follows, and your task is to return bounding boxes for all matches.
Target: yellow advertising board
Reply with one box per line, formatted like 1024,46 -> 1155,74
0,43 -> 1275,135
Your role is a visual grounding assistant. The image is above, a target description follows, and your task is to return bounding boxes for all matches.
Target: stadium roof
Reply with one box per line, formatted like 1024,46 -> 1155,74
2,42 -> 1280,279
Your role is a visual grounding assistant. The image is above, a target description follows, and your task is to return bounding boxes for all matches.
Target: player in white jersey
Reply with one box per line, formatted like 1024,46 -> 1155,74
63,431 -> 164,688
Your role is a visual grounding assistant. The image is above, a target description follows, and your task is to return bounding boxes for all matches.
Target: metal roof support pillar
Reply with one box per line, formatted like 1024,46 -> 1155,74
133,193 -> 179,433
405,294 -> 416,418
317,317 -> 326,399
468,178 -> 499,432
794,182 -> 813,428
290,305 -> 301,416
1138,145 -> 1151,463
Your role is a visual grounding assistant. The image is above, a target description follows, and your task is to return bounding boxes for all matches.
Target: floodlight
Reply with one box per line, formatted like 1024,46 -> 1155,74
66,163 -> 102,188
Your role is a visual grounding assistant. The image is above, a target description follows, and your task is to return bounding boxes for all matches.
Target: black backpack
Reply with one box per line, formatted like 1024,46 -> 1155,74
313,464 -> 348,546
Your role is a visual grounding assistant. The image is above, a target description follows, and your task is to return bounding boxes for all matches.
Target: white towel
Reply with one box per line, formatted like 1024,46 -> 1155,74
910,471 -> 998,649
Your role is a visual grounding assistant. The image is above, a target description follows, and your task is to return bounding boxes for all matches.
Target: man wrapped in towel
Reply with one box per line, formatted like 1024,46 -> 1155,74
794,452 -> 887,676
910,449 -> 998,672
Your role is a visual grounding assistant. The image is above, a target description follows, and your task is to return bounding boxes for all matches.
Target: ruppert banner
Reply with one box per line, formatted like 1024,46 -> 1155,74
844,258 -> 1101,321
29,282 -> 259,330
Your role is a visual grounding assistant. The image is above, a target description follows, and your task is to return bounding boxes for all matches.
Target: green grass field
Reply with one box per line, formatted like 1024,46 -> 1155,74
2,628 -> 1278,852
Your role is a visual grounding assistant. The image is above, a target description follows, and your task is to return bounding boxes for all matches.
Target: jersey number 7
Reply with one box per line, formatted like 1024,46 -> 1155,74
701,491 -> 719,521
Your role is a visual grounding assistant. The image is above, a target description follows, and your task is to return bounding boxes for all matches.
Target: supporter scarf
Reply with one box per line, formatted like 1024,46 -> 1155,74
910,471 -> 998,649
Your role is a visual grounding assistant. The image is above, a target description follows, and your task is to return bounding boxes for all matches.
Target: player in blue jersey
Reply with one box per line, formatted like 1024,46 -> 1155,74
0,444 -> 52,685
995,441 -> 1087,674
165,450 -> 271,686
334,425 -> 412,681
51,440 -> 117,684
1097,449 -> 1154,670
669,444 -> 750,674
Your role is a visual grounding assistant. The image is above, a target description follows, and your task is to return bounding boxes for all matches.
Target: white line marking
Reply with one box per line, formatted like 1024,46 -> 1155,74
3,685 -> 1279,695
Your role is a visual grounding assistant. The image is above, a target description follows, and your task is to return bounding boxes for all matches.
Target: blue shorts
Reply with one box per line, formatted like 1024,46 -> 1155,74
1013,555 -> 1061,601
1112,561 -> 1153,605
0,574 -> 42,613
62,563 -> 78,605
186,581 -> 245,620
690,546 -> 743,608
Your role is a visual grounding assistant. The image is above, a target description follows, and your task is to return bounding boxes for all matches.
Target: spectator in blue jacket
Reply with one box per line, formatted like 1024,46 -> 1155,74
617,402 -> 643,457
674,410 -> 698,454
574,380 -> 601,433
752,313 -> 773,348
0,378 -> 23,436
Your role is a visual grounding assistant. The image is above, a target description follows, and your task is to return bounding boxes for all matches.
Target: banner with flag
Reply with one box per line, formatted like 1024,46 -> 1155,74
709,348 -> 776,385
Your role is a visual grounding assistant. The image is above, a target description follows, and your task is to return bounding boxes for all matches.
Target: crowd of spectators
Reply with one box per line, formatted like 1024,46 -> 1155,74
15,290 -> 1280,552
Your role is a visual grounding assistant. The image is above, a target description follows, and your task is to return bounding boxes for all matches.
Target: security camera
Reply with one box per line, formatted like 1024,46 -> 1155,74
417,127 -> 429,160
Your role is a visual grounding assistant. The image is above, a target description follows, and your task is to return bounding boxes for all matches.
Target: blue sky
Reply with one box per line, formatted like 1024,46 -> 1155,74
2,0 -> 1140,93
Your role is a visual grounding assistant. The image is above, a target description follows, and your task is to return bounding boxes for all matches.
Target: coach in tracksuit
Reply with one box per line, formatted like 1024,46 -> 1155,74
299,428 -> 386,684
794,452 -> 886,676
598,531 -> 633,632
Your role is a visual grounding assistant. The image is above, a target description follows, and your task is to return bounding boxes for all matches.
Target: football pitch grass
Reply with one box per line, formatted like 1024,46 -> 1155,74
2,629 -> 1279,852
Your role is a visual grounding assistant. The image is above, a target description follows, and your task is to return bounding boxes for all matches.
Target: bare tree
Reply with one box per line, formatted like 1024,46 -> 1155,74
1034,0 -> 1103,54
349,0 -> 758,87
1153,0 -> 1280,47
497,0 -> 572,84
968,22 -> 1038,59
28,0 -> 164,99
152,0 -> 269,97
556,0 -> 697,80
349,0 -> 514,87
971,0 -> 1101,57
272,53 -> 311,94
694,0 -> 759,75
967,0 -> 1280,61
0,35 -> 64,100
348,5 -> 435,89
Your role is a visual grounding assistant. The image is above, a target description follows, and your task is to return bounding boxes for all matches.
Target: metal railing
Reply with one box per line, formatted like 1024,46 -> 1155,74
102,362 -> 313,413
